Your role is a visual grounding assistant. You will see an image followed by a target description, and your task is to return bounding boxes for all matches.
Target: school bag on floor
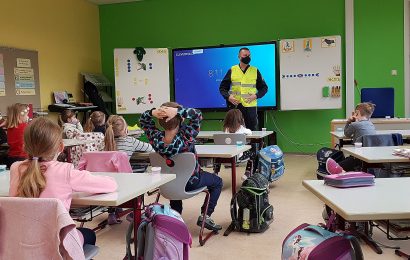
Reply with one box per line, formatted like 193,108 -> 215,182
127,203 -> 192,260
282,223 -> 363,260
258,145 -> 285,182
316,147 -> 345,179
230,173 -> 274,233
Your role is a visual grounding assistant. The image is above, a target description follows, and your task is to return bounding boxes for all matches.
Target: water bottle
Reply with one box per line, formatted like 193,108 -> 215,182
242,208 -> 250,230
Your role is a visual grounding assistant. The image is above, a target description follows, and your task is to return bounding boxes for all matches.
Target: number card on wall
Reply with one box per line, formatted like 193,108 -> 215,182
114,48 -> 170,114
279,35 -> 342,110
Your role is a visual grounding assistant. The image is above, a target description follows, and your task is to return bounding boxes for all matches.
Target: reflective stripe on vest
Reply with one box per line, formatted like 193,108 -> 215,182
230,65 -> 257,107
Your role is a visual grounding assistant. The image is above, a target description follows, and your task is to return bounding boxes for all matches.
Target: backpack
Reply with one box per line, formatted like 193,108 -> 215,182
230,173 -> 274,233
316,147 -> 345,179
127,203 -> 192,260
282,223 -> 363,260
258,145 -> 285,182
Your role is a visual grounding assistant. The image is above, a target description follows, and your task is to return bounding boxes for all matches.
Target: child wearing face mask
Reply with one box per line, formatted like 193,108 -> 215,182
6,103 -> 29,167
59,110 -> 84,139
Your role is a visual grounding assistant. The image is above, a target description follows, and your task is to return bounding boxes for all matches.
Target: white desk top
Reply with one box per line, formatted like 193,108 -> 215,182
0,171 -> 175,207
195,144 -> 251,158
303,178 -> 410,221
331,130 -> 410,139
130,144 -> 252,160
197,131 -> 273,139
342,146 -> 410,163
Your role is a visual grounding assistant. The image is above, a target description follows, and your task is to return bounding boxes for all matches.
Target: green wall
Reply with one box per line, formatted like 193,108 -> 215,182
99,0 -> 405,153
355,0 -> 404,116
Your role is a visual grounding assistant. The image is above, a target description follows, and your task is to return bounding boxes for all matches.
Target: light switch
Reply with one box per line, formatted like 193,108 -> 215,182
391,69 -> 398,76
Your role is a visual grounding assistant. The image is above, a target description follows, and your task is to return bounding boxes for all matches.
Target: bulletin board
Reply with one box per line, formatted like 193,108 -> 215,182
114,48 -> 170,114
279,35 -> 342,110
0,46 -> 41,114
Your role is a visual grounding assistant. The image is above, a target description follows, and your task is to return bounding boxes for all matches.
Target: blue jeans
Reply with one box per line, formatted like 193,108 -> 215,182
170,170 -> 223,217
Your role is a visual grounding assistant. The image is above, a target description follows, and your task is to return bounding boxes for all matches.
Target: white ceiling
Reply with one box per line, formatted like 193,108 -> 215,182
87,0 -> 142,5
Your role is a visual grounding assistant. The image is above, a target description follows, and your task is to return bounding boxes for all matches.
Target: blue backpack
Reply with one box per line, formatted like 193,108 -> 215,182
258,145 -> 285,182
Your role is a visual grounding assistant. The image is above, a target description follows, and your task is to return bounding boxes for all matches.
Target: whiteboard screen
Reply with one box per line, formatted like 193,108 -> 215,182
279,35 -> 342,110
114,48 -> 170,114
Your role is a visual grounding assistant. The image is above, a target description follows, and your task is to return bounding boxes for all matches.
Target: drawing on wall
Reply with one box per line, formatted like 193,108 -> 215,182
281,40 -> 295,53
114,48 -> 170,114
321,37 -> 337,48
303,39 -> 312,52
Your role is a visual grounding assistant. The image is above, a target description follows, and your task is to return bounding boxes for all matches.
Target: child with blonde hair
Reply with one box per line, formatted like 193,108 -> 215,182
60,110 -> 83,139
6,103 -> 29,167
84,111 -> 106,134
9,117 -> 117,246
104,115 -> 153,158
326,102 -> 377,174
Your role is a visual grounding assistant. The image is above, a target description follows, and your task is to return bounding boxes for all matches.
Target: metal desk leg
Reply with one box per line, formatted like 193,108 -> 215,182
224,157 -> 237,237
133,196 -> 143,257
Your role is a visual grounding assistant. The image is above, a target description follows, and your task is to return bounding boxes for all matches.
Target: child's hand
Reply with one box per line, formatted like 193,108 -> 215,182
152,108 -> 167,119
161,107 -> 178,122
348,112 -> 357,122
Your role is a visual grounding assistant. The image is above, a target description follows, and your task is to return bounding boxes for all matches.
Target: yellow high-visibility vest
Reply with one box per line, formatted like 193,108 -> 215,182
230,65 -> 257,107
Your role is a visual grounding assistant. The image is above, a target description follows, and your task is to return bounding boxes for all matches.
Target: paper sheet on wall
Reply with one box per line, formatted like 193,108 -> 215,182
14,60 -> 35,95
0,54 -> 4,96
114,48 -> 170,114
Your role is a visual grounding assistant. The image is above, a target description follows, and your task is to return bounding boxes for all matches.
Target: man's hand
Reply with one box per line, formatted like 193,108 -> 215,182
228,94 -> 240,106
152,108 -> 167,119
161,106 -> 179,122
245,94 -> 257,103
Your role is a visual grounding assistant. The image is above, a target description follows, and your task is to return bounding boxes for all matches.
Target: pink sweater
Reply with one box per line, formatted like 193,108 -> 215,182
9,160 -> 118,211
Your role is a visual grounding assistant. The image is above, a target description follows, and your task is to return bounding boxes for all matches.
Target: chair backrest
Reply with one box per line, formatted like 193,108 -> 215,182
0,197 -> 86,260
77,151 -> 132,173
149,152 -> 203,200
213,133 -> 246,145
361,134 -> 396,147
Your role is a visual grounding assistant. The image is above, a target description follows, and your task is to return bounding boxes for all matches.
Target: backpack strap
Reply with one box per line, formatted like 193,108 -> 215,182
343,234 -> 364,260
230,192 -> 240,230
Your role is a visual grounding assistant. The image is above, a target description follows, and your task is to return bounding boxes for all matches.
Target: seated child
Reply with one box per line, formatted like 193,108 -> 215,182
84,111 -> 106,134
6,103 -> 29,167
104,115 -> 154,158
140,102 -> 223,231
9,117 -> 117,246
60,110 -> 83,139
326,102 -> 376,174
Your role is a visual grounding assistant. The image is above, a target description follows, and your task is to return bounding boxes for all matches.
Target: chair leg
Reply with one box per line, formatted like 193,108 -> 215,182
199,190 -> 218,246
155,192 -> 161,203
395,250 -> 410,259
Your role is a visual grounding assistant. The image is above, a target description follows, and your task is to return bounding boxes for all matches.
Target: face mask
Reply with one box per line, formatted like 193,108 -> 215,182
241,56 -> 251,64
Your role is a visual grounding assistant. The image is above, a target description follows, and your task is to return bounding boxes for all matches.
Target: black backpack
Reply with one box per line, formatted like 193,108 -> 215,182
230,173 -> 274,233
316,147 -> 345,179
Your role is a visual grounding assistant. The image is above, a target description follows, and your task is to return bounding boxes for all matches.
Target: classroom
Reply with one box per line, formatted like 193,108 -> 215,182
0,0 -> 410,259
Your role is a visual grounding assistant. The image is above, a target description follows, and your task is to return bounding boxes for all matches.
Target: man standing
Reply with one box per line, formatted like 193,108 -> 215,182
219,47 -> 268,131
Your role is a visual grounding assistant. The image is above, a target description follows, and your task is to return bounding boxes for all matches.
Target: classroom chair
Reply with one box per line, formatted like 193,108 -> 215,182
149,152 -> 217,246
70,132 -> 105,168
77,151 -> 133,173
360,133 -> 403,147
0,197 -> 98,260
76,151 -> 132,230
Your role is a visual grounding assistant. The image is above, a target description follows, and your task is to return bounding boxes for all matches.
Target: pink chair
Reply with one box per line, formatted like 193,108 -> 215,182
0,197 -> 98,260
77,151 -> 132,173
77,151 -> 132,229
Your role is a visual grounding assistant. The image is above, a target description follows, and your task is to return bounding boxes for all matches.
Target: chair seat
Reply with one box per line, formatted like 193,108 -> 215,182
83,244 -> 99,260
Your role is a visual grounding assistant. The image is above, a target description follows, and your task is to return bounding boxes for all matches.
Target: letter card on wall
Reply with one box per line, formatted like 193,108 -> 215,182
279,35 -> 342,110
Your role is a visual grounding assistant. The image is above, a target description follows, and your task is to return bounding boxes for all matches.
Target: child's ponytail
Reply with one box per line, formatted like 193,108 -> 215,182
104,121 -> 116,151
17,159 -> 46,197
84,117 -> 95,132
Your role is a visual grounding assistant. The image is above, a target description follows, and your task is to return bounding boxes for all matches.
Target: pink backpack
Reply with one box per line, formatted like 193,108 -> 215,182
133,204 -> 192,260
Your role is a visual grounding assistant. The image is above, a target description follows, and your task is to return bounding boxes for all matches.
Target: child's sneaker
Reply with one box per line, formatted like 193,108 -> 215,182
196,215 -> 222,231
326,158 -> 343,175
107,212 -> 122,225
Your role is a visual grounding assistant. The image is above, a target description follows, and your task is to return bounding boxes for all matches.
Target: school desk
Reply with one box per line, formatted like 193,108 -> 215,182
303,178 -> 410,254
330,118 -> 410,147
197,130 -> 274,149
0,170 -> 176,257
341,146 -> 410,164
330,130 -> 410,148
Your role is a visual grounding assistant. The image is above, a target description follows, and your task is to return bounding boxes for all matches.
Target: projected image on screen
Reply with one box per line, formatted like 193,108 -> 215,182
172,42 -> 277,110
